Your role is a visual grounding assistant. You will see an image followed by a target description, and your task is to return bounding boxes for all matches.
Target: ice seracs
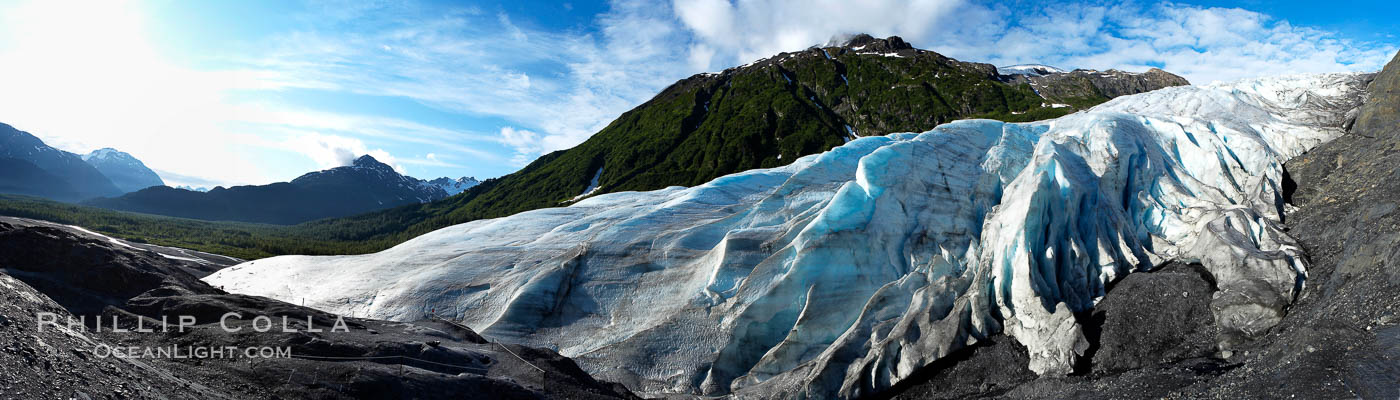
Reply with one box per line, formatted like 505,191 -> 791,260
206,73 -> 1370,399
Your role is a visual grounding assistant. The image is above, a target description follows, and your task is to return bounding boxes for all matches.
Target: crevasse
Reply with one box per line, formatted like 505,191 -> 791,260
205,73 -> 1370,399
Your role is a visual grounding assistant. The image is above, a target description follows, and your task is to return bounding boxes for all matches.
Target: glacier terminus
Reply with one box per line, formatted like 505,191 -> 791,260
206,73 -> 1372,399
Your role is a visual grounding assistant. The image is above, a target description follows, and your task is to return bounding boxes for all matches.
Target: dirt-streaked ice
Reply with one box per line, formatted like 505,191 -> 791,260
206,73 -> 1370,399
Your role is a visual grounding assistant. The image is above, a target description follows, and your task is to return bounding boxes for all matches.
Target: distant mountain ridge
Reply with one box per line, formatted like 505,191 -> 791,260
82,148 -> 165,193
427,176 -> 480,196
999,67 -> 1191,106
84,155 -> 452,225
0,122 -> 123,202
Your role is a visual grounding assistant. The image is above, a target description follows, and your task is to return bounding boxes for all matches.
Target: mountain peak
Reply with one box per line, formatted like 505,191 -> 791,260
826,33 -> 913,51
352,154 -> 381,167
81,147 -> 164,193
83,147 -> 128,161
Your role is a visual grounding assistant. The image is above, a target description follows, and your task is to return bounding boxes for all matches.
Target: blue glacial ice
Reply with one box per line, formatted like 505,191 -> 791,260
205,73 -> 1371,399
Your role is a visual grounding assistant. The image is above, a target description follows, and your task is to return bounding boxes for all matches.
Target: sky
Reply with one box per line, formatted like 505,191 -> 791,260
0,0 -> 1395,188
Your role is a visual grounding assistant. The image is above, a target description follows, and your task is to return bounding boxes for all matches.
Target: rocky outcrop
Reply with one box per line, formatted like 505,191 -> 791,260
836,33 -> 914,52
1089,263 -> 1218,373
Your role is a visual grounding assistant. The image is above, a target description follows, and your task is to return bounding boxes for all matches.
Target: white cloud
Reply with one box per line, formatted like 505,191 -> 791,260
217,0 -> 697,167
672,0 -> 965,65
499,126 -> 544,165
915,2 -> 1397,84
287,133 -> 405,174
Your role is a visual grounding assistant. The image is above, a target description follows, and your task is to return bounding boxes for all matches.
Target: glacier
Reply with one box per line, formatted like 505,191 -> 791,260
205,73 -> 1370,398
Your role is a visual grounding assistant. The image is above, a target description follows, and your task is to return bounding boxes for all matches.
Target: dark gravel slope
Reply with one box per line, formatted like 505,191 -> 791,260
0,221 -> 638,400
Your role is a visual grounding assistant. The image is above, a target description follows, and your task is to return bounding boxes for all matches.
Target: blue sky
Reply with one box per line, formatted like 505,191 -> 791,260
0,0 -> 1394,188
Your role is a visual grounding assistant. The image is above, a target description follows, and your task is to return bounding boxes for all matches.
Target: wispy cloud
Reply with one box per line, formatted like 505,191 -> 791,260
924,2 -> 1398,84
285,133 -> 404,173
226,0 -> 697,166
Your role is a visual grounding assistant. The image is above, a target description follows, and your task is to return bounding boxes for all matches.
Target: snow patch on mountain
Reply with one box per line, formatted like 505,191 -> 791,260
206,73 -> 1369,399
999,64 -> 1067,76
570,168 -> 604,202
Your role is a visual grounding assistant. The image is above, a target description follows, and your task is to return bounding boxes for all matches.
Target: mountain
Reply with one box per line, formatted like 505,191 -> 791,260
0,218 -> 639,399
285,34 -> 1190,252
82,147 -> 165,193
84,155 -> 450,225
427,176 -> 480,196
0,157 -> 81,200
0,122 -> 123,201
206,72 -> 1356,398
1001,67 -> 1192,107
289,155 -> 447,202
175,185 -> 209,192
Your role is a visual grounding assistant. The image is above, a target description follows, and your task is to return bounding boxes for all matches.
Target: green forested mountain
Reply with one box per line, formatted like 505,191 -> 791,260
282,35 -> 1189,248
0,35 -> 1189,258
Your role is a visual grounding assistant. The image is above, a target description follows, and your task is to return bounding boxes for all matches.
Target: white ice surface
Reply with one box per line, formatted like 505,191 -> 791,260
206,73 -> 1369,399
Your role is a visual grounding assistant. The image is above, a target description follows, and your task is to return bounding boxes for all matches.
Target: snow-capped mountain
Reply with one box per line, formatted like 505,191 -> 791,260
82,148 -> 165,193
997,63 -> 1067,76
85,155 -> 451,225
0,122 -> 122,201
426,176 -> 480,196
206,74 -> 1367,398
175,185 -> 209,192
